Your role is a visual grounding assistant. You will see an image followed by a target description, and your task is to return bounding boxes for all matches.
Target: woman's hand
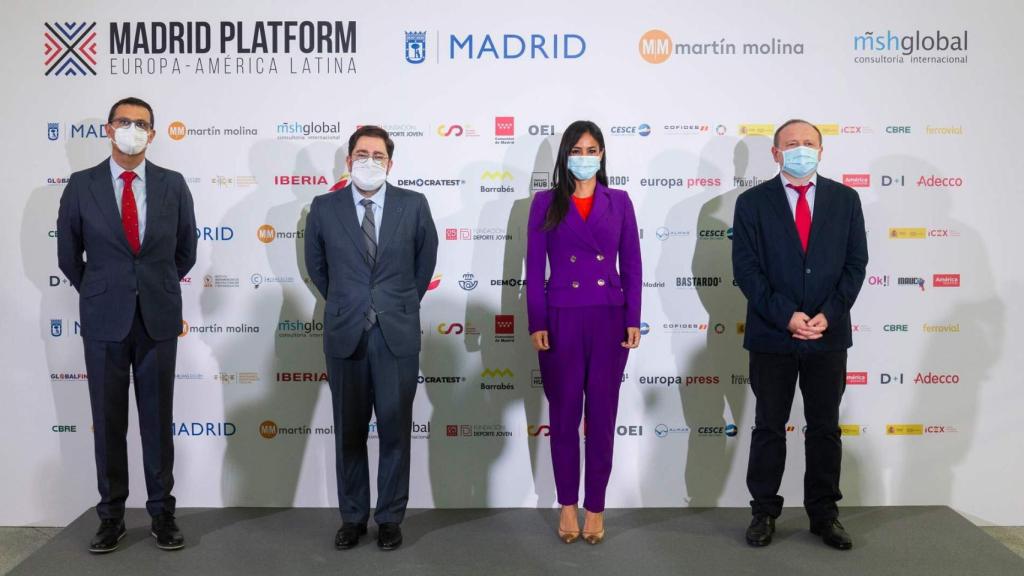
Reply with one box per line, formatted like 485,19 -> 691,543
621,327 -> 641,349
531,330 -> 550,351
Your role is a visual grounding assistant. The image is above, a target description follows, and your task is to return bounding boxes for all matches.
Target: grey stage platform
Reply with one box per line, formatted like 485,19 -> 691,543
9,507 -> 1023,576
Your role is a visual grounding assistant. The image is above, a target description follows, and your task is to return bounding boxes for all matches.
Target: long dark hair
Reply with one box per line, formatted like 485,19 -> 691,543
543,120 -> 608,230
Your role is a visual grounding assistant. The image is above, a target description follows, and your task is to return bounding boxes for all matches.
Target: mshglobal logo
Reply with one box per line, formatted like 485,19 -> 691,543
276,121 -> 342,140
852,30 -> 967,64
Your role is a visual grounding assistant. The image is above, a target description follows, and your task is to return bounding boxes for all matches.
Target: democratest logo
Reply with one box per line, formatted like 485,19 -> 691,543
852,29 -> 968,65
396,176 -> 465,190
640,29 -> 804,64
44,22 -> 98,76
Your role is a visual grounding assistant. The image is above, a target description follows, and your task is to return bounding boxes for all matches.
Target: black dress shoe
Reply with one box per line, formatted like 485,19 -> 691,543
377,523 -> 403,551
335,523 -> 367,550
151,512 -> 185,550
810,518 -> 853,550
745,514 -> 775,547
89,519 -> 126,554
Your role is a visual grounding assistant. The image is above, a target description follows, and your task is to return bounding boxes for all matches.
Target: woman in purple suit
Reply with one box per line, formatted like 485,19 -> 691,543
527,121 -> 642,544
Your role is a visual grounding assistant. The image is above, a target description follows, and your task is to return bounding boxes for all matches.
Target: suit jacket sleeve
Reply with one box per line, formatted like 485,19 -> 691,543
732,193 -> 799,332
414,194 -> 439,301
820,191 -> 868,324
526,193 -> 549,333
175,175 -> 198,279
304,196 -> 329,299
56,175 -> 84,291
619,192 -> 642,328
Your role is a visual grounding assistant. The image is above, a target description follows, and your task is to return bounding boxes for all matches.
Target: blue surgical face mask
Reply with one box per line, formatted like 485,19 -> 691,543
567,155 -> 601,181
781,146 -> 819,179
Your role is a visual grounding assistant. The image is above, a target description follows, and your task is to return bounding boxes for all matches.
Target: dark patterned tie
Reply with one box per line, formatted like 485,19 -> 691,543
360,198 -> 378,329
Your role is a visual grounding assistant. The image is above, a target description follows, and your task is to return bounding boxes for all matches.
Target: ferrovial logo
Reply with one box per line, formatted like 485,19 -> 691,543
923,323 -> 960,334
886,424 -> 924,436
852,30 -> 968,65
933,274 -> 961,288
926,125 -> 964,136
817,124 -> 840,136
639,29 -> 804,63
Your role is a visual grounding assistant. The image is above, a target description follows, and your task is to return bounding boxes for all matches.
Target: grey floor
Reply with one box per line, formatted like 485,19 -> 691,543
2,507 -> 1023,576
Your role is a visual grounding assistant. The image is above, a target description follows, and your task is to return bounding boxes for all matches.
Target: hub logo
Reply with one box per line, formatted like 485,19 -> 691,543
44,22 -> 98,76
405,31 -> 426,64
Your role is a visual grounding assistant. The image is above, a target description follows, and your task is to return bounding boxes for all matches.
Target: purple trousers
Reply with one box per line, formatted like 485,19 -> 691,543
538,305 -> 629,513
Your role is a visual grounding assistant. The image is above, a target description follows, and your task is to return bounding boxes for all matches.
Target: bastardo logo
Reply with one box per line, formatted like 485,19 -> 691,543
932,274 -> 960,288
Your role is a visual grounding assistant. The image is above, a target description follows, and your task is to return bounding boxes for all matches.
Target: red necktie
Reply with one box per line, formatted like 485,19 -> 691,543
787,182 -> 812,253
120,171 -> 141,254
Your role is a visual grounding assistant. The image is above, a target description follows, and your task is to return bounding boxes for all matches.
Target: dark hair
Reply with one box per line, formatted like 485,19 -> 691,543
107,97 -> 154,128
348,125 -> 395,159
773,119 -> 821,147
543,120 -> 607,230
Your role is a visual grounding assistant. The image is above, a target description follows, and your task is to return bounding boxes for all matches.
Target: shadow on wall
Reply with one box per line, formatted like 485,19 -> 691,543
25,120 -> 109,520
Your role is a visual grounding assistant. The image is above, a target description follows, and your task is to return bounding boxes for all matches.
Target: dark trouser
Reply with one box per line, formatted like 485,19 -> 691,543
747,349 -> 847,521
83,305 -> 177,520
326,325 -> 418,525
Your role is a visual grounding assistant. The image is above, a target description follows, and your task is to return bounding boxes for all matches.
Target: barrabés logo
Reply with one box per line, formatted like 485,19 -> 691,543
100,20 -> 357,76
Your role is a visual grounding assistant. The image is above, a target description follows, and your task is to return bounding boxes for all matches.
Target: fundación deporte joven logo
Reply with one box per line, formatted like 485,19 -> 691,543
44,22 -> 98,76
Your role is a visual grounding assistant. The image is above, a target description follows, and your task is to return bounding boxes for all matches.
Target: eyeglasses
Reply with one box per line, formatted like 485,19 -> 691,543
111,117 -> 152,131
352,151 -> 389,165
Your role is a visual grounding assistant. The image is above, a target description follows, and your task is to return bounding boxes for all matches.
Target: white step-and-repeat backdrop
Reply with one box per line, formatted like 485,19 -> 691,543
2,1 -> 1022,526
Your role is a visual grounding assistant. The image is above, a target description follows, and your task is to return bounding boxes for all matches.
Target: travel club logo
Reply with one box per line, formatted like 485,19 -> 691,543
44,20 -> 357,77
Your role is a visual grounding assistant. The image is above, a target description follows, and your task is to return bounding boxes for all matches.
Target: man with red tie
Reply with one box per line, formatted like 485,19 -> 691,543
732,119 -> 867,550
57,97 -> 197,553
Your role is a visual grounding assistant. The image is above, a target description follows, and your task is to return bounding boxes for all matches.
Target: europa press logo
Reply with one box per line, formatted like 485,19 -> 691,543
44,22 -> 98,76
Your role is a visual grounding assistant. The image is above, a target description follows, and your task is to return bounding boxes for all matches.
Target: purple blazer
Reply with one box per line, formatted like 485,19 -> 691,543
526,183 -> 642,333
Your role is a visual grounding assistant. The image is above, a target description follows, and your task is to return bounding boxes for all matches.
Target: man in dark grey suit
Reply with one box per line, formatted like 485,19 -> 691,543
57,97 -> 197,553
305,125 -> 438,551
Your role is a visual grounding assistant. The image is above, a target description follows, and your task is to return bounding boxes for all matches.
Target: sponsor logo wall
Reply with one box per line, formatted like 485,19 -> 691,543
3,1 -> 1021,526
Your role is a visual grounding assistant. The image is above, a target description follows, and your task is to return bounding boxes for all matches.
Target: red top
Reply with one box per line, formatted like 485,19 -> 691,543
572,194 -> 595,221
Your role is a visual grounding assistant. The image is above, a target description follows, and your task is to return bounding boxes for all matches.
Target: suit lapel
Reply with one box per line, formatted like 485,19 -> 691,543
563,191 -> 601,251
585,184 -> 611,234
89,159 -> 132,254
138,162 -> 167,255
806,176 -> 833,258
330,185 -> 368,256
376,185 -> 406,257
767,175 -> 806,259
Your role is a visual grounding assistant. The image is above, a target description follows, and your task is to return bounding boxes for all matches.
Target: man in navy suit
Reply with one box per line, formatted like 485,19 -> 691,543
57,97 -> 197,553
305,126 -> 438,551
732,119 -> 867,550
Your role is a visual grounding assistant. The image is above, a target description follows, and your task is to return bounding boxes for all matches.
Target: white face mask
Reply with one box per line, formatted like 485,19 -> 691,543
113,125 -> 150,156
350,159 -> 387,192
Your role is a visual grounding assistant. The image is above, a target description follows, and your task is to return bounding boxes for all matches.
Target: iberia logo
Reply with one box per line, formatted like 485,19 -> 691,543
427,273 -> 442,291
329,171 -> 351,192
44,22 -> 98,76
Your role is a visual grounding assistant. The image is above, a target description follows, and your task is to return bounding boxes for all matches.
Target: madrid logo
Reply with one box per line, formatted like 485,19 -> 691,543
44,22 -> 98,76
405,31 -> 426,64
